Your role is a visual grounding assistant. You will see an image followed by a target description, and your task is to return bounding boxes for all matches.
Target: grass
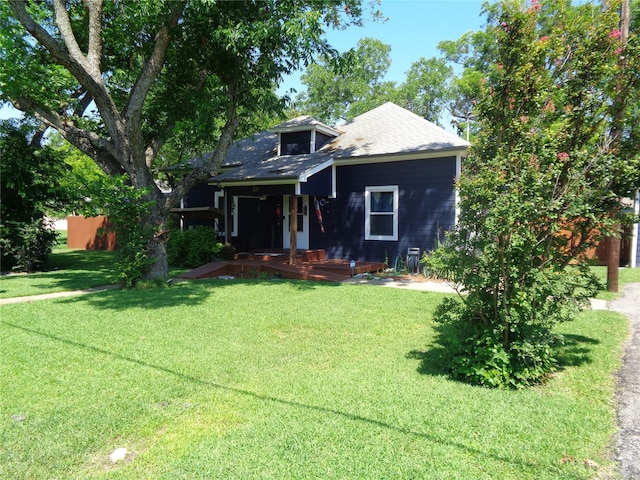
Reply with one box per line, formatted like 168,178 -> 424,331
1,271 -> 629,479
0,232 -> 117,299
591,265 -> 640,300
0,232 -> 186,299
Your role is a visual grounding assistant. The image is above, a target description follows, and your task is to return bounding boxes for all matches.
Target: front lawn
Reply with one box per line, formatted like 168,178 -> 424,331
0,279 -> 627,479
0,233 -> 117,299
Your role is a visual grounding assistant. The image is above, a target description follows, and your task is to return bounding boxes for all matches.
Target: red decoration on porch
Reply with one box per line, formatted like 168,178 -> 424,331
314,197 -> 325,234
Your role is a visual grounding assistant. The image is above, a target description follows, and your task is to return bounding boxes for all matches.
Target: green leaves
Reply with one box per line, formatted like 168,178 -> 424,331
427,0 -> 639,388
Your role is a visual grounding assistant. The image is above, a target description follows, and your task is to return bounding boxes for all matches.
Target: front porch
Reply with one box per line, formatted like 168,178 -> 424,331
176,249 -> 386,282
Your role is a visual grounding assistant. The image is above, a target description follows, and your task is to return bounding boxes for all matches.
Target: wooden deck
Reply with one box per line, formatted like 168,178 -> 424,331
176,249 -> 386,283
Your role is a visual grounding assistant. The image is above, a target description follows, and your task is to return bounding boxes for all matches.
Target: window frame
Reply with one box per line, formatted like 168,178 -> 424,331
364,185 -> 399,241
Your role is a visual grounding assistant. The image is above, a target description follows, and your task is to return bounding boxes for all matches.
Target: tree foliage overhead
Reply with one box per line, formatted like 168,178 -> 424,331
293,37 -> 452,125
426,0 -> 640,388
0,0 -> 372,283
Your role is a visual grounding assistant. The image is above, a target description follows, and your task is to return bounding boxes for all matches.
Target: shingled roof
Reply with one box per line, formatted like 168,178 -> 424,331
210,102 -> 469,184
331,102 -> 470,158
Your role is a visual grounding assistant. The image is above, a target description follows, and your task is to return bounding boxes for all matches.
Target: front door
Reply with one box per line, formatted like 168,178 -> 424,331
283,195 -> 309,249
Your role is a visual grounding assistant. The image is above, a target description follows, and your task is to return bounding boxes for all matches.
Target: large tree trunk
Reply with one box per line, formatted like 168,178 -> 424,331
147,233 -> 170,280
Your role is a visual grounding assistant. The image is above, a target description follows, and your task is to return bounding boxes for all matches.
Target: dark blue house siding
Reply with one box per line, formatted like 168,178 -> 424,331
301,166 -> 332,196
318,156 -> 457,263
177,182 -> 218,229
183,182 -> 214,208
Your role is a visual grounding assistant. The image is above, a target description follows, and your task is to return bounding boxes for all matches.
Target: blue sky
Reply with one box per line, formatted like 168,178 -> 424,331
279,0 -> 488,94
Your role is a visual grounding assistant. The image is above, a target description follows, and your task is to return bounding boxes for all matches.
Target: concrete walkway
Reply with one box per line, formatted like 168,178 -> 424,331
0,285 -> 119,305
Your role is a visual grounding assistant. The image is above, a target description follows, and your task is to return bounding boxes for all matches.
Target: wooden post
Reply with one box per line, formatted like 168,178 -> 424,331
607,0 -> 630,293
289,194 -> 298,265
607,236 -> 620,293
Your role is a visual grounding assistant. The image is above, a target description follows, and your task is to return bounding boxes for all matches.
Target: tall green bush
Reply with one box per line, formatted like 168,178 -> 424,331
427,0 -> 640,388
0,121 -> 68,272
81,175 -> 155,288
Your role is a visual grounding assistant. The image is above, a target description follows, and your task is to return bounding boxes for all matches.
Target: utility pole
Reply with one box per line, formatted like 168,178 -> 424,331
606,0 -> 630,293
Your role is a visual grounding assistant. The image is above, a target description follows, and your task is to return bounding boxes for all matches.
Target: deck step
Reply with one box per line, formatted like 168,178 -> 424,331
176,257 -> 385,282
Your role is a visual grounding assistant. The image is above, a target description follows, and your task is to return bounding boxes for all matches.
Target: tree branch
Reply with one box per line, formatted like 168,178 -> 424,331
11,95 -> 124,177
52,0 -> 89,70
123,1 -> 186,129
8,0 -> 123,144
84,0 -> 104,71
166,93 -> 240,210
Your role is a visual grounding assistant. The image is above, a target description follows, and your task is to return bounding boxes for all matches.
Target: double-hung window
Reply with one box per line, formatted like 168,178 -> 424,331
365,185 -> 398,241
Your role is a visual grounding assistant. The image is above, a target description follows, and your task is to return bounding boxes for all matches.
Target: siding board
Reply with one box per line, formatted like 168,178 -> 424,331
325,156 -> 456,263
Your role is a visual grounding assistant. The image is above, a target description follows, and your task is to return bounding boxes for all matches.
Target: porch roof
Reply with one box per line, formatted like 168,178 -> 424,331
210,151 -> 333,184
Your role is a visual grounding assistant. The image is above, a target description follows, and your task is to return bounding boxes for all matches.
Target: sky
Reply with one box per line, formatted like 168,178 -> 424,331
279,0 -> 488,95
0,0 -> 489,121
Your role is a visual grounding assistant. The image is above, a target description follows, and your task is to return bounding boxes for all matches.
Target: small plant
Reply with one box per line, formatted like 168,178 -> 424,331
243,266 -> 258,278
259,271 -> 270,280
219,243 -> 236,260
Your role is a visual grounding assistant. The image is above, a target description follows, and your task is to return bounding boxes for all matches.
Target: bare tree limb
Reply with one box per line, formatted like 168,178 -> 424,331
83,0 -> 104,71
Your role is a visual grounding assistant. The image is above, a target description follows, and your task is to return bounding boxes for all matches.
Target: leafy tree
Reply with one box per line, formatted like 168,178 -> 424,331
426,0 -> 640,388
0,120 -> 68,271
393,57 -> 452,124
295,37 -> 396,124
438,29 -> 495,139
0,0 -> 370,283
295,36 -> 453,125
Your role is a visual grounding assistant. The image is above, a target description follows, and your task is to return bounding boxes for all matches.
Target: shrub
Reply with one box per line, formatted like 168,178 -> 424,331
0,218 -> 59,273
167,226 -> 223,268
80,175 -> 155,288
423,1 -> 637,388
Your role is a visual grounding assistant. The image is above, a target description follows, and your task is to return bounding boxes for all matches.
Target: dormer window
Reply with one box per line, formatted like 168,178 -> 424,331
271,115 -> 340,157
281,131 -> 311,155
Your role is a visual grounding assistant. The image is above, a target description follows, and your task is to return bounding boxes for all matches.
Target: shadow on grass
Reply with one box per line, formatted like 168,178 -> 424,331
0,250 -> 116,297
53,278 -> 342,311
407,332 -> 599,381
555,333 -> 599,369
406,345 -> 450,377
3,320 -> 562,476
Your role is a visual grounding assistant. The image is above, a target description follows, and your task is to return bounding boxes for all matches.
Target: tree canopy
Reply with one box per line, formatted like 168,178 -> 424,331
293,37 -> 452,125
0,0 -> 372,283
426,0 -> 640,388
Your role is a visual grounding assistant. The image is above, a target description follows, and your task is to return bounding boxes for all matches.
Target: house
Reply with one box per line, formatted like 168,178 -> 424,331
177,102 -> 468,264
176,102 -> 640,269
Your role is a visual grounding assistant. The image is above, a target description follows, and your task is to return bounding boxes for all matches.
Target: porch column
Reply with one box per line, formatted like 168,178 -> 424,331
289,194 -> 298,265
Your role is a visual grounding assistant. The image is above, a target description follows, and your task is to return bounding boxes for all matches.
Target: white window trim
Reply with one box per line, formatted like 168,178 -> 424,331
214,191 -> 237,237
365,185 -> 399,241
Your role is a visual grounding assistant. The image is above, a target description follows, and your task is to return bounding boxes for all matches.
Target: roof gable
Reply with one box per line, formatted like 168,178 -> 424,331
330,102 -> 470,158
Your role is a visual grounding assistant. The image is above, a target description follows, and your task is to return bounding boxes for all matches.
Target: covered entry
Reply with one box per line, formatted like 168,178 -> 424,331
219,192 -> 312,251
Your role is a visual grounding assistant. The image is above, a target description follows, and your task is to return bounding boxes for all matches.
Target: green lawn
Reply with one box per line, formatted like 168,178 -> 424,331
0,232 -> 117,299
1,276 -> 628,479
0,232 -> 186,299
592,266 -> 640,300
